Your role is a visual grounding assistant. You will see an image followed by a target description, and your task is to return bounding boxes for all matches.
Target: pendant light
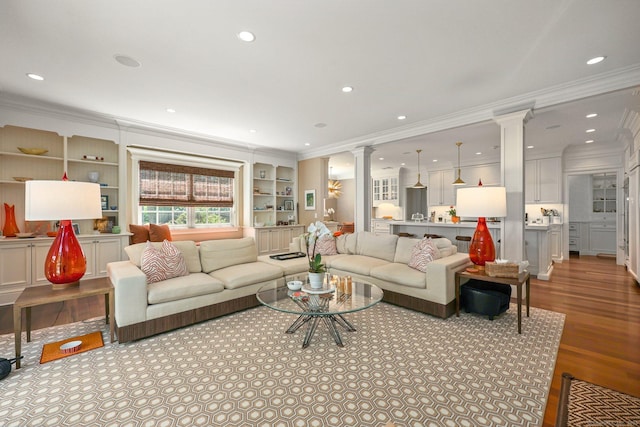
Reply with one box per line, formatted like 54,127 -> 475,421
452,141 -> 465,185
412,149 -> 426,188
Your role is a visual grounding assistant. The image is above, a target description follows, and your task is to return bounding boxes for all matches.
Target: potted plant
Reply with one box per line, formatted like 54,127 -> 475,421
448,206 -> 460,223
305,221 -> 330,288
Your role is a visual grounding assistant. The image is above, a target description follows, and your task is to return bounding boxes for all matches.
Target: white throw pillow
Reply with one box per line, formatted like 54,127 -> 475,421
141,240 -> 189,283
408,238 -> 442,273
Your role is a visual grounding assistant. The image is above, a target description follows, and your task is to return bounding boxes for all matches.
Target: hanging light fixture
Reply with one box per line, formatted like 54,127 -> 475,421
328,166 -> 342,198
452,141 -> 465,185
412,149 -> 425,188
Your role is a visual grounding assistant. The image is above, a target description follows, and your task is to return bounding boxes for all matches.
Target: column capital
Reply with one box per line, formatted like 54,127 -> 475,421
493,109 -> 533,126
351,145 -> 375,157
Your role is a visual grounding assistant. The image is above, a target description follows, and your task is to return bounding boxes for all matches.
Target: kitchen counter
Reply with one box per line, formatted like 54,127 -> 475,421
389,221 -> 502,229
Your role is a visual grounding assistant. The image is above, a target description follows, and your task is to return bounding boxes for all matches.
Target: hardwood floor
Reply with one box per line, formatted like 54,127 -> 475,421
1,255 -> 638,425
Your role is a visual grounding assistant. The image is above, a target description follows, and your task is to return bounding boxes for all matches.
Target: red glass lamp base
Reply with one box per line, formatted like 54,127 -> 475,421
45,220 -> 87,289
468,217 -> 496,268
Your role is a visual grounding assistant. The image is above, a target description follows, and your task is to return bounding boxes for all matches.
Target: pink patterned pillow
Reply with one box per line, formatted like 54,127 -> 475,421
408,238 -> 442,272
315,235 -> 338,256
141,240 -> 189,283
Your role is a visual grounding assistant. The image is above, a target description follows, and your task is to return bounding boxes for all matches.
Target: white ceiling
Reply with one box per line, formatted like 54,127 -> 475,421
2,1 -> 640,174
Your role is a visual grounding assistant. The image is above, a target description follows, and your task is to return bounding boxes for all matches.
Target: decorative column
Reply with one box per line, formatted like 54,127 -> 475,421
493,109 -> 532,262
351,146 -> 375,232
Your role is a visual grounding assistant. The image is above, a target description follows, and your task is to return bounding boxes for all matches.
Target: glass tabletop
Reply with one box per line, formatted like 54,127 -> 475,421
256,282 -> 384,316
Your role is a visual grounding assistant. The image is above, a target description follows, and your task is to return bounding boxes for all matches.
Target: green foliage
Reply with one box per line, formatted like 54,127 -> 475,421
308,253 -> 326,273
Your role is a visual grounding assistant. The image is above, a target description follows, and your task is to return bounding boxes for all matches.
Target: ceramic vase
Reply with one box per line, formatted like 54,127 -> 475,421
451,215 -> 460,224
3,203 -> 20,237
308,272 -> 324,289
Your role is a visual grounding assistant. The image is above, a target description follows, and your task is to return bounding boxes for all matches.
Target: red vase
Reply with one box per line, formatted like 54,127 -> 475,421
468,217 -> 496,267
44,219 -> 87,289
3,203 -> 20,237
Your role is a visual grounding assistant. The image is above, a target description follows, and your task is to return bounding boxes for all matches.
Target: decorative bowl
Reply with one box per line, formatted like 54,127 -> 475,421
287,280 -> 303,290
13,176 -> 33,182
46,231 -> 58,237
254,222 -> 265,227
15,232 -> 35,238
60,340 -> 82,354
18,147 -> 48,155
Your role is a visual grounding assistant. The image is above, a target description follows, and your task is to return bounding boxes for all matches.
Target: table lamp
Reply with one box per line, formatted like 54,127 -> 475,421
455,185 -> 507,268
25,174 -> 102,289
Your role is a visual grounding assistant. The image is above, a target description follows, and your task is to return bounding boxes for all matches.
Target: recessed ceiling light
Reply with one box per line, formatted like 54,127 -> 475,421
527,145 -> 534,149
341,86 -> 353,93
587,56 -> 606,65
114,54 -> 141,68
379,157 -> 384,160
432,159 -> 438,162
166,108 -> 176,113
237,31 -> 255,42
401,162 -> 406,166
586,128 -> 596,133
249,129 -> 257,133
585,140 -> 594,144
475,152 -> 482,155
397,115 -> 406,120
586,113 -> 598,118
304,143 -> 310,146
26,73 -> 44,81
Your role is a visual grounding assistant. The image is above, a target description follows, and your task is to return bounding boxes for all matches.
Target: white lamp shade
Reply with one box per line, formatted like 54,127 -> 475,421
25,180 -> 103,220
456,186 -> 507,218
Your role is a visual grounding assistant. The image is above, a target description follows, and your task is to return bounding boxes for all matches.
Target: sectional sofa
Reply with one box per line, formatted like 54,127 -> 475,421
107,232 -> 471,342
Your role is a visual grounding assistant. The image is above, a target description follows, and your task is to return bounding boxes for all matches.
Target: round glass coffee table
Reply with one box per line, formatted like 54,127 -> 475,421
256,282 -> 383,348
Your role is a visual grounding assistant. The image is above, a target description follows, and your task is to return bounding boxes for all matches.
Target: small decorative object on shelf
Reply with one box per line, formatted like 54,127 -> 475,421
3,203 -> 20,237
259,170 -> 266,179
82,155 -> 105,161
88,171 -> 99,183
18,147 -> 48,155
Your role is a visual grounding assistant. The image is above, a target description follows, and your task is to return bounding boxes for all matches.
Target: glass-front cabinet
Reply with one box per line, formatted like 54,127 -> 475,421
592,173 -> 617,214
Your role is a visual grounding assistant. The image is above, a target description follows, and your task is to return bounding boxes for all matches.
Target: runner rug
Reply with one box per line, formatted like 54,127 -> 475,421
0,303 -> 564,427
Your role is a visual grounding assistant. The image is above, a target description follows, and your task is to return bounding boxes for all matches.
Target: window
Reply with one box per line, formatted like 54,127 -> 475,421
138,161 -> 235,228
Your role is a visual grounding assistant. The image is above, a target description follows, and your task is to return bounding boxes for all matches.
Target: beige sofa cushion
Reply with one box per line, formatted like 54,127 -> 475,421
394,237 -> 420,264
370,263 -> 427,289
200,237 -> 257,273
210,262 -> 283,289
330,254 -> 389,276
125,240 -> 202,273
336,233 -> 358,254
147,272 -> 224,304
356,232 -> 398,262
257,254 -> 309,276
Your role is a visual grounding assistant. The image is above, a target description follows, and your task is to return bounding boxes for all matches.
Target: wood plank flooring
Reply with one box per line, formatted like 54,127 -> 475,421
1,255 -> 638,425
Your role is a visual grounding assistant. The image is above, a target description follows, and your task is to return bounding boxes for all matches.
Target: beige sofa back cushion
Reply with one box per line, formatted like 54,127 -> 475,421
124,240 -> 202,273
394,237 -> 420,264
356,231 -> 399,262
336,233 -> 358,254
200,237 -> 258,273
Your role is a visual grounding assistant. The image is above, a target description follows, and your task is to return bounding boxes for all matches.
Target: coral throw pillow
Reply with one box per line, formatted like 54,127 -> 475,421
149,223 -> 172,242
141,240 -> 189,283
315,235 -> 338,256
408,238 -> 442,273
129,224 -> 150,244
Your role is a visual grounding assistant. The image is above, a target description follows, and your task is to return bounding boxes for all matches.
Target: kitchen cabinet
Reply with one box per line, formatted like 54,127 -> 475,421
525,227 -> 553,280
427,169 -> 455,207
372,172 -> 399,207
463,163 -> 501,187
247,225 -> 305,255
591,173 -> 617,214
525,157 -> 562,203
78,236 -> 124,278
371,219 -> 391,235
589,222 -> 616,254
252,163 -> 296,227
550,224 -> 563,262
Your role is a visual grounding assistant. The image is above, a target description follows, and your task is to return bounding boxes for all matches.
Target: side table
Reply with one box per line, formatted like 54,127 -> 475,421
13,278 -> 115,368
455,269 -> 530,334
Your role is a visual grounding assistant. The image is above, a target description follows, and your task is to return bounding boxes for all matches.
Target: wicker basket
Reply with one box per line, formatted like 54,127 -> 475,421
485,262 -> 520,278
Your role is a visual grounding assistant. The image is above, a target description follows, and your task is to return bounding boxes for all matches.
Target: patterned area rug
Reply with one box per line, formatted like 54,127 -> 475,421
568,377 -> 640,425
0,303 -> 564,427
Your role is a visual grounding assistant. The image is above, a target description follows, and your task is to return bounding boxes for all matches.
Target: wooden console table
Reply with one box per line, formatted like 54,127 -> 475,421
455,269 -> 530,333
13,278 -> 114,368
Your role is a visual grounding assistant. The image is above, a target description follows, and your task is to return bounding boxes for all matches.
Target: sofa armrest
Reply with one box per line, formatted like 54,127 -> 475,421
107,261 -> 148,328
425,253 -> 472,305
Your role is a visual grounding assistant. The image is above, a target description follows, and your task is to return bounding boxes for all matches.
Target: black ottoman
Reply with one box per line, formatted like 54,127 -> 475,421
461,279 -> 512,320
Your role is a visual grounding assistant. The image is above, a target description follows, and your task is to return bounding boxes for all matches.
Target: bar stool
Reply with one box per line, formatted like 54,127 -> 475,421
455,235 -> 472,253
398,232 -> 415,238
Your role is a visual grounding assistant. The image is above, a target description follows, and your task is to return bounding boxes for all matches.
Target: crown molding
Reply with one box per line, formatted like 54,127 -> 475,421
300,64 -> 640,160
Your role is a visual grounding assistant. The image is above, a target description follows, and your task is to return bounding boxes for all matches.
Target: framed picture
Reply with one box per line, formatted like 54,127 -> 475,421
101,195 -> 109,211
304,190 -> 315,210
284,199 -> 294,211
72,223 -> 80,235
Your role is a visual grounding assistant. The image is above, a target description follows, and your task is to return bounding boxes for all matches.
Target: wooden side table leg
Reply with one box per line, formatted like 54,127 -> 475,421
517,283 -> 522,334
13,305 -> 22,369
455,275 -> 461,317
26,306 -> 32,342
108,289 -> 115,343
526,277 -> 530,317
